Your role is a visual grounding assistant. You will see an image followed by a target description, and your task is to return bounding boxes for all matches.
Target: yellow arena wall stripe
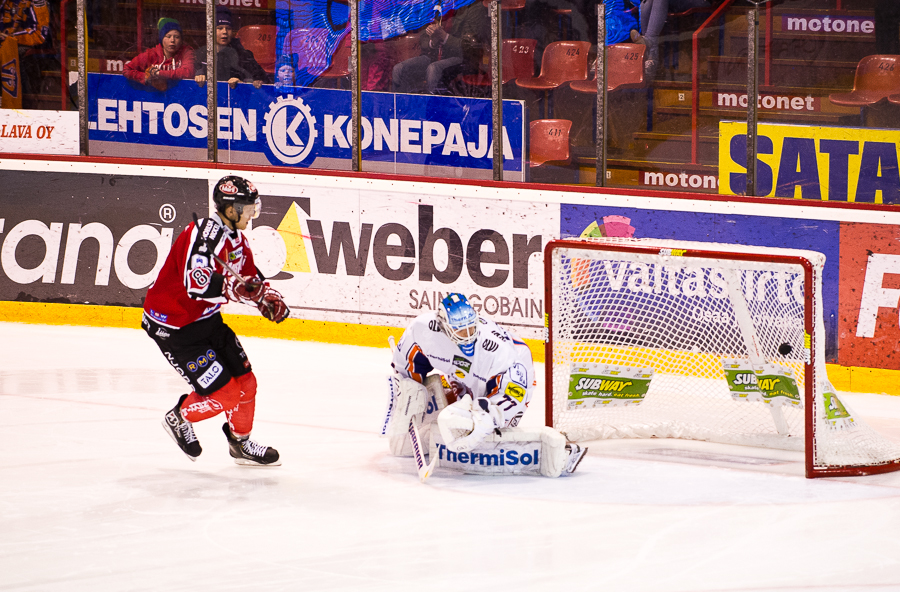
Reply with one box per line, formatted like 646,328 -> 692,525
0,301 -> 548,363
3,301 -> 897,394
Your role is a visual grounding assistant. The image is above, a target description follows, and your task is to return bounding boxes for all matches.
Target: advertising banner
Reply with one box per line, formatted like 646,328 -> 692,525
838,222 -> 900,370
87,74 -> 525,178
244,183 -> 557,339
0,171 -> 206,306
0,109 -> 78,155
559,205 -> 841,360
718,121 -> 900,204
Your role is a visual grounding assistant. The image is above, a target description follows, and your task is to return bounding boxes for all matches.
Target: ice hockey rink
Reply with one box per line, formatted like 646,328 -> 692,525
3,321 -> 900,592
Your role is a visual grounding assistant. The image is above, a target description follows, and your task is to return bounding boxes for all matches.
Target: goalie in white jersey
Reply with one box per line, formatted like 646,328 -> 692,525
386,293 -> 586,478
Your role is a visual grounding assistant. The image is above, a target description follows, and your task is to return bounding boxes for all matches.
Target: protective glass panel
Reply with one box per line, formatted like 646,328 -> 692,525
600,0 -> 736,194
738,0 -> 898,205
360,0 -> 526,181
86,0 -> 214,160
510,0 -> 592,184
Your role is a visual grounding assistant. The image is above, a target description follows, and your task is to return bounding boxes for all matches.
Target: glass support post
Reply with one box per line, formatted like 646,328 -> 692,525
491,0 -> 503,181
77,0 -> 87,155
746,2 -> 761,196
595,3 -> 606,187
351,0 -> 361,172
206,0 -> 217,163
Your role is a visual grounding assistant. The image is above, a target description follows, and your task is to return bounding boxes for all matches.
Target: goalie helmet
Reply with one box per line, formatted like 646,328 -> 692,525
438,293 -> 479,356
213,175 -> 260,219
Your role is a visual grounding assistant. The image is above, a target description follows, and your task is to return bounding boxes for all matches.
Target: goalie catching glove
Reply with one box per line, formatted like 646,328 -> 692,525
223,276 -> 290,323
437,394 -> 504,453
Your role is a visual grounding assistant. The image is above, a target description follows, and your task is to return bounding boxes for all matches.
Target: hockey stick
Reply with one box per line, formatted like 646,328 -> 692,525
191,212 -> 282,318
409,416 -> 437,483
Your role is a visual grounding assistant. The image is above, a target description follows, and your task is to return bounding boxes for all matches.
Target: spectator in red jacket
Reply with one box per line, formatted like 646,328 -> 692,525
124,18 -> 195,91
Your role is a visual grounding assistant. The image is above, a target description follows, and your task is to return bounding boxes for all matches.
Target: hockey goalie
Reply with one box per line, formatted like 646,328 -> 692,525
385,293 -> 587,479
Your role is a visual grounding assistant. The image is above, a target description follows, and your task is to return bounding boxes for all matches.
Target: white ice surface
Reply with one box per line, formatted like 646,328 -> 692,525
2,322 -> 900,592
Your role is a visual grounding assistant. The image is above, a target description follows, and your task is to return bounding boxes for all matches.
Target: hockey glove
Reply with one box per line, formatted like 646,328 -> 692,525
437,395 -> 503,453
447,379 -> 473,403
258,285 -> 290,323
223,275 -> 264,305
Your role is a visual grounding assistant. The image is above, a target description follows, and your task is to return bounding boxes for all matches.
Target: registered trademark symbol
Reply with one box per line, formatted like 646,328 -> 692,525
159,204 -> 177,223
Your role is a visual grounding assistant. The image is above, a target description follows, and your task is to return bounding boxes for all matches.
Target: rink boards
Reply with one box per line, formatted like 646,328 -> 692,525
0,157 -> 899,394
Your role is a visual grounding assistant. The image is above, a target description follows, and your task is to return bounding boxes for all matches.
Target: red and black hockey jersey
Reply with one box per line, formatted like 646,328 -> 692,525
143,215 -> 257,329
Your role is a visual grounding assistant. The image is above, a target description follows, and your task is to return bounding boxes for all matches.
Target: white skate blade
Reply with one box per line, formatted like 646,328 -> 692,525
232,456 -> 282,467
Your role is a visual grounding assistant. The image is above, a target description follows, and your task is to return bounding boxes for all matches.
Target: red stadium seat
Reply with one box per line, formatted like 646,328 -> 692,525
235,25 -> 277,74
459,38 -> 537,90
283,28 -> 333,82
570,43 -> 645,94
516,41 -> 590,117
321,34 -> 352,88
529,119 -> 572,167
829,55 -> 900,107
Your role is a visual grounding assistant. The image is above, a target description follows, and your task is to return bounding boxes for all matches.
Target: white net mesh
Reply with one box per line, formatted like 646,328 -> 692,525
547,238 -> 900,474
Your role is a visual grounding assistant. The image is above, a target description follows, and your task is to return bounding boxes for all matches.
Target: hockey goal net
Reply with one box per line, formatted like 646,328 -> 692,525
544,237 -> 900,478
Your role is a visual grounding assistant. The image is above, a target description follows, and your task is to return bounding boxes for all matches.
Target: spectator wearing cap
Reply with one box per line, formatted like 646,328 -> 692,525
124,18 -> 195,91
273,54 -> 297,91
194,11 -> 256,89
220,10 -> 272,85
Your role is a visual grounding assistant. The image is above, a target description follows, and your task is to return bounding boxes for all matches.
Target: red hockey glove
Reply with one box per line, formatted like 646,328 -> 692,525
223,275 -> 264,304
258,284 -> 290,323
447,380 -> 473,404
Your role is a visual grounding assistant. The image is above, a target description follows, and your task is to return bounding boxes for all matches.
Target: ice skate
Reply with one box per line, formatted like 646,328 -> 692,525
222,423 -> 281,466
162,394 -> 202,461
564,443 -> 587,475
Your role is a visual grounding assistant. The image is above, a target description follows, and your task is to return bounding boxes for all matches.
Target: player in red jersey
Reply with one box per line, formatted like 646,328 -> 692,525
142,175 -> 289,466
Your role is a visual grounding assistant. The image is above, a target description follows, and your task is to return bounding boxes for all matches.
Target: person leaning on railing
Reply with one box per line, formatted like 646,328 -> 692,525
123,18 -> 195,91
194,10 -> 261,89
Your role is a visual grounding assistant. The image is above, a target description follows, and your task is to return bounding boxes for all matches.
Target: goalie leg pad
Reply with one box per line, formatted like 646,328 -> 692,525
429,426 -> 577,477
386,376 -> 429,457
421,374 -> 448,426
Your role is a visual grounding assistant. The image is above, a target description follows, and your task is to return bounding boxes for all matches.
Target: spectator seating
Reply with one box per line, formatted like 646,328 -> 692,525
570,43 -> 645,93
321,34 -> 352,88
516,41 -> 590,117
829,55 -> 900,107
459,38 -> 537,91
529,118 -> 572,167
283,27 -> 332,80
235,25 -> 277,75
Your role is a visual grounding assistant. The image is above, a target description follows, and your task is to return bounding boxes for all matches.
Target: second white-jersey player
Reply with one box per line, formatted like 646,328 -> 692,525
385,293 -> 586,478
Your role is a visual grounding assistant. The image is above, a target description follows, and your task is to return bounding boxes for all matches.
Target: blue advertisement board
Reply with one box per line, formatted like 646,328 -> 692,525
560,205 -> 841,360
87,73 -> 524,173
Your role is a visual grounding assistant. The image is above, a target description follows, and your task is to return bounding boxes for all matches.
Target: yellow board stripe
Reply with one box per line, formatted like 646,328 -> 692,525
3,301 -> 899,395
0,301 -> 547,362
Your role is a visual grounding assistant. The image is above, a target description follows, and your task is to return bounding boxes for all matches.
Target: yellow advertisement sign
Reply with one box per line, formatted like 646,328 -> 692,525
718,121 -> 900,204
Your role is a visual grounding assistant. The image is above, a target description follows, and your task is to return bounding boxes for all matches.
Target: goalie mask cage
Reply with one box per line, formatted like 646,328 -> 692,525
544,237 -> 900,478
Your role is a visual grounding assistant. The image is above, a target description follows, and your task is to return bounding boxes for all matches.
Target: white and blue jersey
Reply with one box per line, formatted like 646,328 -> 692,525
392,312 -> 534,428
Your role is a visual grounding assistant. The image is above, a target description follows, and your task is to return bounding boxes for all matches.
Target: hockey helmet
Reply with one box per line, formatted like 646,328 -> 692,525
438,293 -> 479,356
213,175 -> 260,219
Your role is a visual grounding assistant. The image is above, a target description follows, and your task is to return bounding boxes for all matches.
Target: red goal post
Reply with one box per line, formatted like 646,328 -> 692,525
543,237 -> 900,478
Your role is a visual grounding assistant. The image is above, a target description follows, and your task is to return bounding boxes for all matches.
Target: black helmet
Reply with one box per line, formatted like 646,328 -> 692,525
213,175 -> 260,218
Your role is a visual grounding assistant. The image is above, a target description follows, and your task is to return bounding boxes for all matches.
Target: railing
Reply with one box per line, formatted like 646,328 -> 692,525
691,0 -> 734,165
